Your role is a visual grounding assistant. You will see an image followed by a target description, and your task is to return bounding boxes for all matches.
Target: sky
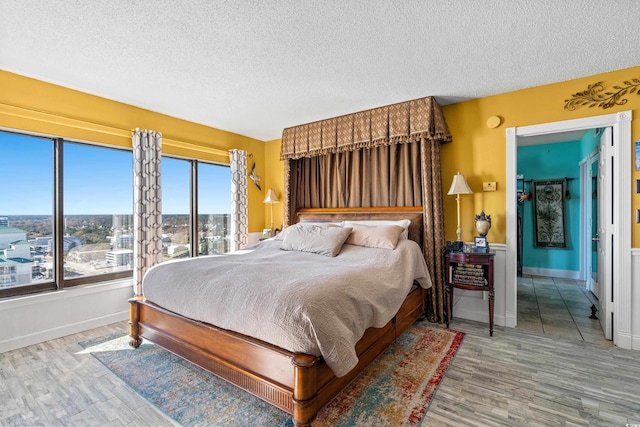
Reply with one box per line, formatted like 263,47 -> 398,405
0,131 -> 231,216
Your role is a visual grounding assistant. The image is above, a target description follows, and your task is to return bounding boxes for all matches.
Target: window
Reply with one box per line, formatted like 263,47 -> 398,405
161,157 -> 192,260
197,162 -> 231,255
161,157 -> 231,260
0,129 -> 232,299
63,142 -> 133,280
0,132 -> 54,294
0,131 -> 134,297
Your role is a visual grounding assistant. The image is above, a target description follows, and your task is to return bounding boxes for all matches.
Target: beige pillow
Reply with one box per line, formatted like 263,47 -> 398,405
345,224 -> 404,250
280,224 -> 353,257
343,219 -> 411,240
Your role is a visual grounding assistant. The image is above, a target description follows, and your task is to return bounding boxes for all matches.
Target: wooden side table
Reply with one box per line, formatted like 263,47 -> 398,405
445,251 -> 495,336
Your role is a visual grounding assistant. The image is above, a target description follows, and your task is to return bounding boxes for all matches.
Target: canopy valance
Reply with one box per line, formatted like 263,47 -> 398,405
280,96 -> 451,160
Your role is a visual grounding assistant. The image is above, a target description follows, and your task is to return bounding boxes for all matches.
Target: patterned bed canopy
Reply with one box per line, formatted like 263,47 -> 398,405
280,96 -> 451,160
279,95 -> 453,325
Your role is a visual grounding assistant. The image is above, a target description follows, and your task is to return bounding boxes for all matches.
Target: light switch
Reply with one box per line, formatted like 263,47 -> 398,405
483,182 -> 497,192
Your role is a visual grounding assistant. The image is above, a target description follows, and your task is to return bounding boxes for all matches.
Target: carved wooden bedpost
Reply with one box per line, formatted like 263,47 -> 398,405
128,296 -> 143,348
291,354 -> 319,426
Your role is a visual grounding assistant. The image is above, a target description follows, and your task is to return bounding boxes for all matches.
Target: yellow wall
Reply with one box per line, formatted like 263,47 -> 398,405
0,70 -> 268,232
263,138 -> 285,231
5,66 -> 639,243
441,65 -> 640,246
264,65 -> 640,247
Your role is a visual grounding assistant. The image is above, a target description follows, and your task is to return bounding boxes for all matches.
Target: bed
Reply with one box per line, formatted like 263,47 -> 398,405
128,207 -> 429,426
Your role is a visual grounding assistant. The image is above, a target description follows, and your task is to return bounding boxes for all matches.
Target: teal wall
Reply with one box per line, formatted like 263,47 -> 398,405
518,141 -> 582,273
518,129 -> 601,274
580,129 -> 600,159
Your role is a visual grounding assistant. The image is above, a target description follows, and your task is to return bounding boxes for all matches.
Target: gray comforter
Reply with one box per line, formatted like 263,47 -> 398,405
142,238 -> 431,377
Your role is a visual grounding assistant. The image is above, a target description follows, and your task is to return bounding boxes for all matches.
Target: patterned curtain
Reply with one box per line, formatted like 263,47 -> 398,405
132,129 -> 163,296
281,96 -> 451,160
420,139 -> 447,323
229,149 -> 248,251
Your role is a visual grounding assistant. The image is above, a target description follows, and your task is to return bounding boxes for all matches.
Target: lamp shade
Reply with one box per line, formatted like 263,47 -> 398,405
263,188 -> 280,204
447,172 -> 473,195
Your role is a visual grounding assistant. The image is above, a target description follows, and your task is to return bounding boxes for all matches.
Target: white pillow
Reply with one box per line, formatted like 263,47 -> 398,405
297,220 -> 344,227
343,219 -> 411,240
345,224 -> 404,250
274,222 -> 341,241
280,224 -> 353,257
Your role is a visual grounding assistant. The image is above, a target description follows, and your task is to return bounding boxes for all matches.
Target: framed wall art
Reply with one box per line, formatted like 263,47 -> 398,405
532,179 -> 567,248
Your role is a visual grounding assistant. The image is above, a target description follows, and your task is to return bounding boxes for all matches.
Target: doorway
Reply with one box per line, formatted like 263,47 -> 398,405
505,111 -> 632,348
515,129 -> 606,343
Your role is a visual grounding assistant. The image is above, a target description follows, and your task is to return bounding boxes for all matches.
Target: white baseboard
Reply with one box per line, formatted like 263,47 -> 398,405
0,311 -> 128,353
504,311 -> 517,328
633,333 -> 640,351
616,331 -> 639,351
450,309 -> 507,329
522,266 -> 581,280
0,279 -> 132,353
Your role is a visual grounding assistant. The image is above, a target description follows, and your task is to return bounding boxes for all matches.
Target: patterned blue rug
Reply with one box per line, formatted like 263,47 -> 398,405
79,323 -> 464,426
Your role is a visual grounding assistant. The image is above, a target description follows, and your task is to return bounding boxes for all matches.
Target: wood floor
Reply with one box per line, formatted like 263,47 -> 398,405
1,319 -> 639,426
425,319 -> 640,426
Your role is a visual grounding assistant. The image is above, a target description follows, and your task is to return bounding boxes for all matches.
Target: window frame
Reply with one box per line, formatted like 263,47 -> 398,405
1,129 -> 232,299
161,155 -> 231,260
0,132 -> 135,299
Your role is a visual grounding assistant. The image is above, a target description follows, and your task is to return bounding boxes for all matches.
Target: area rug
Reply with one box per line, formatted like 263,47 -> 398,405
79,324 -> 464,426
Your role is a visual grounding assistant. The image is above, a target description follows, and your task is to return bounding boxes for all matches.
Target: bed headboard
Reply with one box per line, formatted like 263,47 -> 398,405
295,207 -> 424,249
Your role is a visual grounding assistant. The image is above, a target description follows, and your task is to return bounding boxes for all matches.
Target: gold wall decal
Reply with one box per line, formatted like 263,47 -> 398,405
564,78 -> 640,111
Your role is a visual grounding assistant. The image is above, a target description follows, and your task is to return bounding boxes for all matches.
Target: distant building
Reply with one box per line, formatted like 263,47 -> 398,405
110,233 -> 134,248
67,247 -> 110,263
0,228 -> 33,287
0,227 -> 27,250
32,236 -> 53,253
166,244 -> 189,258
29,236 -> 82,254
106,249 -> 133,267
1,257 -> 33,286
0,217 -> 8,227
4,239 -> 31,259
0,258 -> 19,288
63,236 -> 83,253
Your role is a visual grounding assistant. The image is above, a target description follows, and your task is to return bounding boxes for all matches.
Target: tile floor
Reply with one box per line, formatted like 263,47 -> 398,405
516,275 -> 610,345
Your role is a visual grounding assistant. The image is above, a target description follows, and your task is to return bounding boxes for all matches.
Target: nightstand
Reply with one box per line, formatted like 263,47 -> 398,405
444,251 -> 495,336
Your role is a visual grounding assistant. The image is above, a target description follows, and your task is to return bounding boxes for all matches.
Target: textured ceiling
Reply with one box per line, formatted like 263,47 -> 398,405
1,1 -> 639,141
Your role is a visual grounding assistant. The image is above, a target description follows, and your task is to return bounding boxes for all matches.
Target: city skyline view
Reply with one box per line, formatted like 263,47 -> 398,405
0,131 -> 232,216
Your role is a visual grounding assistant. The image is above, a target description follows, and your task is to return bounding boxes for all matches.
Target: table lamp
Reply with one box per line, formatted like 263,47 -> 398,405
447,172 -> 473,241
263,188 -> 280,233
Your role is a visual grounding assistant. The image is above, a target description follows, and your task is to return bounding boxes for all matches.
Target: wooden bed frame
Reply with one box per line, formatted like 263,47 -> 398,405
128,207 -> 426,426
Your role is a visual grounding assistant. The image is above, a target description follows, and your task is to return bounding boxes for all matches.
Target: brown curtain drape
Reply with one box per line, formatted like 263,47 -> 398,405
290,143 -> 421,210
419,138 -> 447,324
281,96 -> 450,323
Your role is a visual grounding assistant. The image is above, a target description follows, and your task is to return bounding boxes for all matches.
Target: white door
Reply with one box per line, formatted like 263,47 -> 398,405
588,152 -> 599,297
596,127 -> 613,340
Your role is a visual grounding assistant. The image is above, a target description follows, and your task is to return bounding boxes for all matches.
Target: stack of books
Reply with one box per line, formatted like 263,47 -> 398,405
451,263 -> 488,286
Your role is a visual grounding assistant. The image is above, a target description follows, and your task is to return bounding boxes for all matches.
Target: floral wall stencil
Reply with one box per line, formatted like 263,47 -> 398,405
564,78 -> 640,111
